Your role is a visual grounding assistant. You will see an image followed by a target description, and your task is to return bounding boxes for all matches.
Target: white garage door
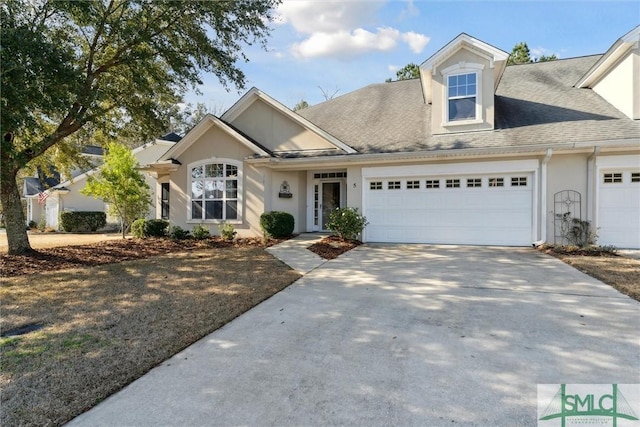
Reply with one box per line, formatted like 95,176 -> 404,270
364,173 -> 533,246
598,170 -> 640,249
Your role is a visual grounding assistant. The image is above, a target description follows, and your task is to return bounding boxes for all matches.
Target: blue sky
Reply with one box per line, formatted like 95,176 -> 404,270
185,0 -> 640,113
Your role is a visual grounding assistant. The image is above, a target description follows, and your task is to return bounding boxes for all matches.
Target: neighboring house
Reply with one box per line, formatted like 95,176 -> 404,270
23,145 -> 104,226
26,134 -> 179,229
143,27 -> 640,249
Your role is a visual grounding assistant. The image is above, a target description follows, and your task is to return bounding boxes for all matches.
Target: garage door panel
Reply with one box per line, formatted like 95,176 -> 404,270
598,170 -> 640,248
364,172 -> 533,246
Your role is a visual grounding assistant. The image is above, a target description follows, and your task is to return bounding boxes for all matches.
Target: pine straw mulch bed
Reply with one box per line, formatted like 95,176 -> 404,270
0,236 -> 288,277
538,245 -> 640,302
0,244 -> 301,427
306,235 -> 362,259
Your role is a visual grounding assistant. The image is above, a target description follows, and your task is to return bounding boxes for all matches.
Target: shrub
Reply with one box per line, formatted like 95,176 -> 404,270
144,219 -> 169,237
59,211 -> 107,232
326,207 -> 369,241
218,222 -> 237,241
192,224 -> 210,240
131,218 -> 146,238
558,213 -> 597,247
169,225 -> 190,240
260,211 -> 294,238
28,220 -> 38,230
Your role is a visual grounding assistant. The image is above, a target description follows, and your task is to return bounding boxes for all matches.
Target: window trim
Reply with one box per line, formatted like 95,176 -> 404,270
370,181 -> 383,190
441,62 -> 484,127
187,158 -> 243,224
603,172 -> 623,184
388,181 -> 401,190
406,180 -> 420,189
160,182 -> 170,220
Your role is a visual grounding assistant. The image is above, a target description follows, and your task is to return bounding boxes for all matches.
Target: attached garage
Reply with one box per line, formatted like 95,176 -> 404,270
362,160 -> 538,246
596,156 -> 640,249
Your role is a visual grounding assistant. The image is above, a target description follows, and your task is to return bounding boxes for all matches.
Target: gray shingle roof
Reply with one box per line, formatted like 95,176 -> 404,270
297,55 -> 639,154
23,177 -> 42,196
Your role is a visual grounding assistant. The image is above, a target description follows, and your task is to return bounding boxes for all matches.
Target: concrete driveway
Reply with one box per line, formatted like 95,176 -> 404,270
69,245 -> 640,426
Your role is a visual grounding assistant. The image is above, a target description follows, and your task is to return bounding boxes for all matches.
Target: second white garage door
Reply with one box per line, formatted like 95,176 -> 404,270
364,173 -> 534,246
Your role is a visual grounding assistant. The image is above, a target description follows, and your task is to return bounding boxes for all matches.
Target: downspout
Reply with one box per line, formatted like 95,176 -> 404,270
533,148 -> 552,247
586,146 -> 601,225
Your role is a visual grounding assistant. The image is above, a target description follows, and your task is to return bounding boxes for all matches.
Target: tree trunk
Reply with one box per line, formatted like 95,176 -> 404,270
0,167 -> 33,254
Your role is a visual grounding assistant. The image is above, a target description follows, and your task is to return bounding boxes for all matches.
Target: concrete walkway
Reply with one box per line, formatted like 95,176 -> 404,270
266,233 -> 327,274
67,244 -> 640,426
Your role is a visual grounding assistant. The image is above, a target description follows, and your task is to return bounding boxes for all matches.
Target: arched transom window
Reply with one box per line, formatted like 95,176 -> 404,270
190,161 -> 240,221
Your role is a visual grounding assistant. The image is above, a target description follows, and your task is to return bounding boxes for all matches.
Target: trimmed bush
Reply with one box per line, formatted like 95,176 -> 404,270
131,218 -> 146,238
144,219 -> 169,237
326,207 -> 368,241
218,222 -> 237,241
28,220 -> 37,230
260,211 -> 294,238
60,211 -> 107,232
169,225 -> 190,240
192,224 -> 210,240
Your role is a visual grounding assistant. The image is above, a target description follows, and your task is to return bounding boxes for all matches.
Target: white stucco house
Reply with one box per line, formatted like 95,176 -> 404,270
26,134 -> 179,229
143,27 -> 640,249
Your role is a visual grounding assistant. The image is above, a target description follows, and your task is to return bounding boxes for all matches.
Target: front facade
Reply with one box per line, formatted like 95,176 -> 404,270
146,27 -> 640,248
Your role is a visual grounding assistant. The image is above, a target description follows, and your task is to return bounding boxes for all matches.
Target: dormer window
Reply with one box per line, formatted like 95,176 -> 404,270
441,62 -> 484,127
448,73 -> 477,121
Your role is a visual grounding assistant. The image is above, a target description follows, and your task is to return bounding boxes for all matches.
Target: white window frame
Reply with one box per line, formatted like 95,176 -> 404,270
441,62 -> 484,126
187,158 -> 243,224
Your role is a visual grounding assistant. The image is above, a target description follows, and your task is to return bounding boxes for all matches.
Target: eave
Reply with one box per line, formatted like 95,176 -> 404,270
576,25 -> 640,88
245,138 -> 640,170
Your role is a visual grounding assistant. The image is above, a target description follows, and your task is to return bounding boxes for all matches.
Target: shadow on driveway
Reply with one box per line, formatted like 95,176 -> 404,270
69,245 -> 640,426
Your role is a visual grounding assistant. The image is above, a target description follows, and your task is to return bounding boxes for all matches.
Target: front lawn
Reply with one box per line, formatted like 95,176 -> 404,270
540,246 -> 640,302
0,247 -> 300,427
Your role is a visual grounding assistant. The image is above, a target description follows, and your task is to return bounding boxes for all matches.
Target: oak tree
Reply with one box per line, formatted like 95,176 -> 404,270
1,0 -> 279,254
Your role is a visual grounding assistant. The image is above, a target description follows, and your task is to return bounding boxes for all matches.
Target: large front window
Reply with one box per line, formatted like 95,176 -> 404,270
448,73 -> 477,121
190,162 -> 239,220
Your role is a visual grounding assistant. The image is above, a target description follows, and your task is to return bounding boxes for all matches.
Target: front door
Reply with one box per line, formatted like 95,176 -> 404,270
321,181 -> 341,230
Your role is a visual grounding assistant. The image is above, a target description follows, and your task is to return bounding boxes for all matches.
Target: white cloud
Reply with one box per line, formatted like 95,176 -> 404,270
401,31 -> 430,54
278,0 -> 430,59
276,1 -> 381,33
398,0 -> 420,20
388,64 -> 400,73
291,27 -> 404,59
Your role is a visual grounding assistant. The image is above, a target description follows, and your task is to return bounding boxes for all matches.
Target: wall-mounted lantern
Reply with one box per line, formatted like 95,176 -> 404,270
279,181 -> 292,198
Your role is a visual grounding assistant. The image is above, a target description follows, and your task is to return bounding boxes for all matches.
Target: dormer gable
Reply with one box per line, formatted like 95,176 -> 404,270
419,33 -> 509,134
576,25 -> 640,120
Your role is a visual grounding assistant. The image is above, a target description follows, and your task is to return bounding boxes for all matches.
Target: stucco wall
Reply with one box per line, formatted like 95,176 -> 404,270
431,47 -> 495,134
545,153 -> 589,244
168,125 -> 264,237
270,170 -> 307,233
230,99 -> 336,153
593,50 -> 639,120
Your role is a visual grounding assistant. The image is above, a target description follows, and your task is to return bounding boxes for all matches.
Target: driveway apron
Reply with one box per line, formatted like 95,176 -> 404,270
68,245 -> 640,426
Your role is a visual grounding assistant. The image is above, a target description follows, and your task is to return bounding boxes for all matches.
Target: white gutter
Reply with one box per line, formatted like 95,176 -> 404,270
533,148 -> 553,247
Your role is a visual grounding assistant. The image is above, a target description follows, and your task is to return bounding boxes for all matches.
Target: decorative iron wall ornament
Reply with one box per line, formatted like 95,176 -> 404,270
554,190 -> 582,245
